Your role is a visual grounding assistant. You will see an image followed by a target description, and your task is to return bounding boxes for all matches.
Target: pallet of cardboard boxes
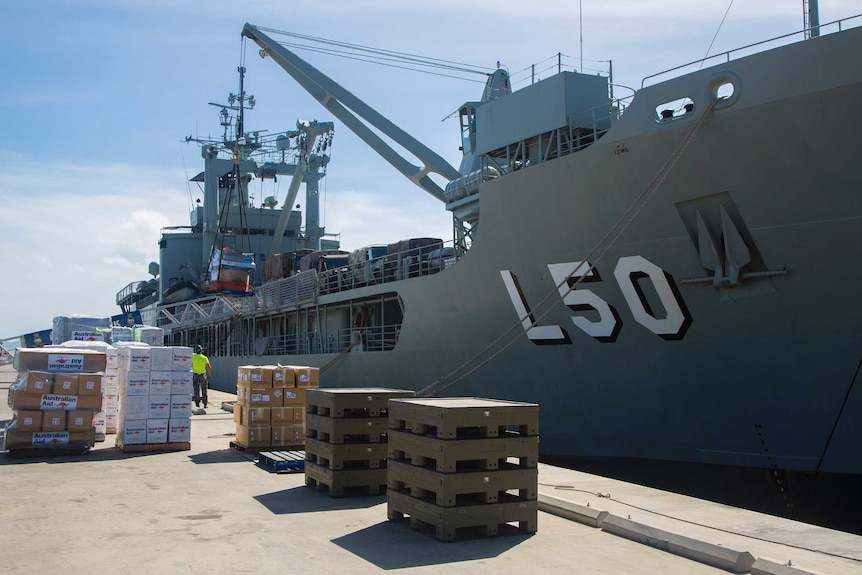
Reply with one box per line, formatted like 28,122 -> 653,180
233,364 -> 319,451
6,347 -> 106,454
115,342 -> 194,452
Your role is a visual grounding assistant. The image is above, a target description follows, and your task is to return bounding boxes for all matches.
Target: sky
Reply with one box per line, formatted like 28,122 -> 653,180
1,0 -> 858,340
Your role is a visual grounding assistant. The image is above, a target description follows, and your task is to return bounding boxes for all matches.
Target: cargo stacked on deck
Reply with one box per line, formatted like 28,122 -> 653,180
115,343 -> 193,451
6,347 -> 106,451
233,365 -> 318,449
386,397 -> 539,541
304,388 -> 415,497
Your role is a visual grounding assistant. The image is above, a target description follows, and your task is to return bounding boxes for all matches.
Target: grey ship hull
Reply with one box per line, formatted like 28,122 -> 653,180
205,27 -> 862,479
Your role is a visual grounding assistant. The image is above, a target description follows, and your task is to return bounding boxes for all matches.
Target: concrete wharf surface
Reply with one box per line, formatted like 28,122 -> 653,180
1,364 -> 861,575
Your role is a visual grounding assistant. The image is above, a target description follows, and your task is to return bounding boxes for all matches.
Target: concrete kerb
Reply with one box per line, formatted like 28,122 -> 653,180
601,514 -> 756,573
538,494 -> 608,528
751,558 -> 819,575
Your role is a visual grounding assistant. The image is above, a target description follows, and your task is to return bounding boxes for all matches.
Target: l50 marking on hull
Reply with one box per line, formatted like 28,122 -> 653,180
501,256 -> 692,343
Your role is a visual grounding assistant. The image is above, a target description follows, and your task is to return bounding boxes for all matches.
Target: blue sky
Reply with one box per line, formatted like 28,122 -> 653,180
1,0 -> 857,339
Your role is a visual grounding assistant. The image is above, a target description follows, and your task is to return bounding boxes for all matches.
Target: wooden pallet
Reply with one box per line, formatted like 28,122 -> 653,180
388,460 -> 537,506
230,441 -> 304,454
257,450 -> 306,473
388,398 -> 538,440
306,388 -> 415,418
115,439 -> 191,453
6,443 -> 92,457
387,429 -> 538,473
387,489 -> 537,541
304,461 -> 387,497
305,437 -> 388,470
305,413 -> 389,444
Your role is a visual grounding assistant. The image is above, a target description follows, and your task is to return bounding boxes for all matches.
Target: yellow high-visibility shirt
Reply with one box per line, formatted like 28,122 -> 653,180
192,353 -> 210,375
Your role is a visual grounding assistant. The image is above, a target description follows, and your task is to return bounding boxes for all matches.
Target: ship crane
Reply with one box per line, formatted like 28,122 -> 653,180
241,24 -> 462,203
269,119 -> 334,256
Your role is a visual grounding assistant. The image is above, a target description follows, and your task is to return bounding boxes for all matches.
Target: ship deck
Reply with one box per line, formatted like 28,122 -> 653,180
1,364 -> 860,575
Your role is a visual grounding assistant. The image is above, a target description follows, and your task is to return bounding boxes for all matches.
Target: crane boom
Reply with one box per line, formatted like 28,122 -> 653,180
242,23 -> 461,203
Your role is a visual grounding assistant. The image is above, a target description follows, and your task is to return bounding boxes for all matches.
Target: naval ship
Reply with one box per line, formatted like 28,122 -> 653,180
118,8 -> 862,525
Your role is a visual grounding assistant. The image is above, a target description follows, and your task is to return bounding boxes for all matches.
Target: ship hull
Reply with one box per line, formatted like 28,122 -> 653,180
201,28 -> 862,483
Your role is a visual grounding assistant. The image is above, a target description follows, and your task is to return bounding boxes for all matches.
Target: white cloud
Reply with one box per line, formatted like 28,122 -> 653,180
0,154 -> 188,337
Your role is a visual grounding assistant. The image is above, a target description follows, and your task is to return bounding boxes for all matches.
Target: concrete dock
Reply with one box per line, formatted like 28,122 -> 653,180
1,364 -> 860,575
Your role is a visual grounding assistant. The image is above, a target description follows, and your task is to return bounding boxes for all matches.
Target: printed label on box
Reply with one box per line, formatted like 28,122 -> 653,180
47,354 -> 85,372
71,330 -> 100,341
40,394 -> 78,410
32,431 -> 71,445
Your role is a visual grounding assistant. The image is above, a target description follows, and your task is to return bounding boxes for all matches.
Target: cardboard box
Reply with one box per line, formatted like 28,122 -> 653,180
248,388 -> 280,408
117,345 -> 151,371
235,425 -> 271,447
170,395 -> 192,419
77,373 -> 102,396
149,371 -> 173,395
93,412 -> 106,434
236,382 -> 247,406
242,406 -> 271,425
77,394 -> 103,411
233,406 -> 243,425
15,347 -> 107,374
265,365 -> 294,388
149,347 -> 174,371
270,426 -> 292,446
119,371 -> 149,396
104,390 -> 120,411
52,374 -> 79,396
5,429 -> 96,448
148,394 -> 171,419
269,407 -> 290,424
105,347 -> 119,370
171,371 -> 192,395
293,366 -> 320,388
172,347 -> 192,372
293,406 -> 306,424
42,411 -> 66,431
135,326 -> 164,346
105,412 -> 118,431
67,410 -> 95,431
168,418 -> 191,442
147,419 -> 169,444
237,365 -> 271,388
15,411 -> 43,432
11,393 -> 43,411
120,395 -> 149,420
282,388 -> 307,407
15,371 -> 53,393
120,419 -> 147,444
271,424 -> 304,446
102,371 -> 119,390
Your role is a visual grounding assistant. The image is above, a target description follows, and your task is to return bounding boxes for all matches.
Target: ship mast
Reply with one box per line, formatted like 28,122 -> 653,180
804,0 -> 820,39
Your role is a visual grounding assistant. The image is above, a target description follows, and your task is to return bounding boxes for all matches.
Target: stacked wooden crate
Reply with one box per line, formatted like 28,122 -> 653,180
304,388 -> 415,497
386,397 -> 539,541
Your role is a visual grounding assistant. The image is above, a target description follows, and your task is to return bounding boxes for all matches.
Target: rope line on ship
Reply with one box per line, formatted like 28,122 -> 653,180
418,96 -> 722,398
539,482 -> 862,564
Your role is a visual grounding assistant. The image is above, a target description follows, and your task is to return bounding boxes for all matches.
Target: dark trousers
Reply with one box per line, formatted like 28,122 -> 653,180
193,373 -> 209,407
